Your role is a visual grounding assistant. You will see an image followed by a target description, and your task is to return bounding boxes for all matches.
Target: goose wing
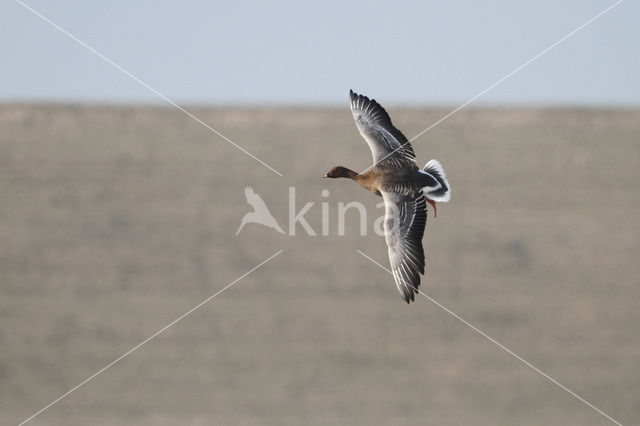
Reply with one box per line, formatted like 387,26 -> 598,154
381,191 -> 427,303
350,90 -> 416,165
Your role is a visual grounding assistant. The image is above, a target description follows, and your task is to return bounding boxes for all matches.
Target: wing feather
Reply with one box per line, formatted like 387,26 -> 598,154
350,90 -> 417,165
382,191 -> 427,303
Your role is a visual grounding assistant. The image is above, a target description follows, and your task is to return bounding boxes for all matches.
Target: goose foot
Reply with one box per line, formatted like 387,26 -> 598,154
425,196 -> 437,218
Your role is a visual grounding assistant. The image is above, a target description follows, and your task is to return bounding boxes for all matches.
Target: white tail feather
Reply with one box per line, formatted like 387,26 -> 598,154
422,159 -> 451,202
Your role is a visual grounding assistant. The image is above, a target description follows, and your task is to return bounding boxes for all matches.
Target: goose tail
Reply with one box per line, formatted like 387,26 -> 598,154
422,159 -> 451,202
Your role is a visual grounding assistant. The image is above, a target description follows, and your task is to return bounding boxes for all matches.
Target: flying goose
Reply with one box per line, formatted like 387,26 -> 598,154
324,90 -> 451,303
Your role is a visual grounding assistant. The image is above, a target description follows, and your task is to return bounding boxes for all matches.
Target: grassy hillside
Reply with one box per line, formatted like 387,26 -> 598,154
1,105 -> 638,425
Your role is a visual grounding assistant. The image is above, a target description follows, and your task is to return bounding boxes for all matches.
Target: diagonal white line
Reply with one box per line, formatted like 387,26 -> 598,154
17,249 -> 284,426
13,0 -> 283,177
356,249 -> 624,426
359,0 -> 624,175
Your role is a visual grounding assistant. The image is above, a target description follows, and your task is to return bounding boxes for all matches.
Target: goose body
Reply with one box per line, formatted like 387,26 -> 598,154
324,90 -> 451,303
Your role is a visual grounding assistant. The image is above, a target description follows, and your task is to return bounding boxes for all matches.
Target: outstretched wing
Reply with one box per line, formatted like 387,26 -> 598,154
244,186 -> 269,212
382,191 -> 427,303
350,90 -> 416,165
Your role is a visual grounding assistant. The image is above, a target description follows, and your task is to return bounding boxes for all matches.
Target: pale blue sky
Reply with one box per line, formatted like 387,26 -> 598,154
1,0 -> 637,105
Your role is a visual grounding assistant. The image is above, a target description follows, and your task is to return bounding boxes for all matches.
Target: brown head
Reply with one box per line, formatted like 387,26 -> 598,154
323,166 -> 358,179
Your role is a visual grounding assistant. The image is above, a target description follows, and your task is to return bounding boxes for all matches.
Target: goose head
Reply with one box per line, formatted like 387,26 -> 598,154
323,166 -> 357,179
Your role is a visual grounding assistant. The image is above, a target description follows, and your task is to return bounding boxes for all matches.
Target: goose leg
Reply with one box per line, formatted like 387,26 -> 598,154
425,196 -> 437,218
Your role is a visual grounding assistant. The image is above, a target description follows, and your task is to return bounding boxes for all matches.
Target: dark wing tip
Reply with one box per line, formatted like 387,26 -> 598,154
350,91 -> 388,119
400,285 -> 416,303
349,90 -> 373,105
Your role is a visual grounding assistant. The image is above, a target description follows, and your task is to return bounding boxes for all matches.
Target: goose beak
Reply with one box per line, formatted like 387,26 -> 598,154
323,174 -> 328,178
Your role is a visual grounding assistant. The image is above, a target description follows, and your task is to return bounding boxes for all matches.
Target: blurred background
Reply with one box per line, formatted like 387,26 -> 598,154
1,1 -> 639,425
